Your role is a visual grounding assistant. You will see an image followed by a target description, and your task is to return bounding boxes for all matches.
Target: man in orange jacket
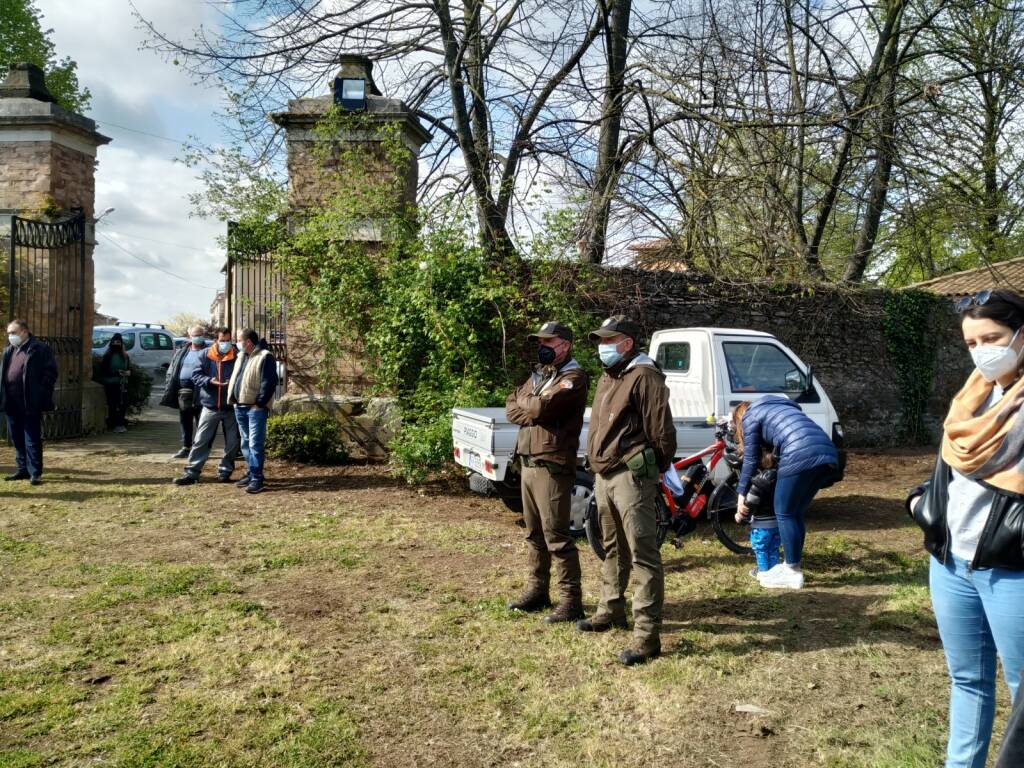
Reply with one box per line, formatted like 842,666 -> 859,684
173,327 -> 241,484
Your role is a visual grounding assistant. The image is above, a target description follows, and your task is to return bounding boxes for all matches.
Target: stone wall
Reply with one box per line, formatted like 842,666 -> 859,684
588,267 -> 968,447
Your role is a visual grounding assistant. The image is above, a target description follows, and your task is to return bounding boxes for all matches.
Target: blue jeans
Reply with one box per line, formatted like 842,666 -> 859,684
750,526 -> 781,572
234,406 -> 268,482
6,406 -> 43,478
930,555 -> 1024,768
773,463 -> 834,565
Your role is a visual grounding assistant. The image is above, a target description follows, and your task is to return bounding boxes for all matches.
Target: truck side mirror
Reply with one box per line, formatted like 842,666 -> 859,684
804,365 -> 814,395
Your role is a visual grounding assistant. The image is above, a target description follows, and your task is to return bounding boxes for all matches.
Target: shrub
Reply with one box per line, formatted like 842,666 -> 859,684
266,411 -> 349,464
90,358 -> 153,417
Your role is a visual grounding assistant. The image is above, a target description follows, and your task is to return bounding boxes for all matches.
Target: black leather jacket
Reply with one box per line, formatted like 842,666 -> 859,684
907,452 -> 1024,570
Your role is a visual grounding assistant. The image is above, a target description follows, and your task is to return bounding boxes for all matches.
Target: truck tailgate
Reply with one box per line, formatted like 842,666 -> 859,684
451,408 -> 519,455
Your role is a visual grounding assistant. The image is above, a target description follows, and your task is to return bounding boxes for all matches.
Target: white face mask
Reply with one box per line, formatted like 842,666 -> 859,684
7,333 -> 22,347
971,328 -> 1022,382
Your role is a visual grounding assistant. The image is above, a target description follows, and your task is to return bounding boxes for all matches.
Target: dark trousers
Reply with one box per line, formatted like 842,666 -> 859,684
6,405 -> 43,478
104,383 -> 127,429
178,405 -> 202,448
996,687 -> 1024,767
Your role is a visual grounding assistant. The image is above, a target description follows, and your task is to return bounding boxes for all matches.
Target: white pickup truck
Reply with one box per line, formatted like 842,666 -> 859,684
452,327 -> 846,531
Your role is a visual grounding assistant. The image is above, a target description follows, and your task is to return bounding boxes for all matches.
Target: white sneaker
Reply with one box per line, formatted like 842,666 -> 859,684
758,564 -> 804,589
114,426 -> 127,433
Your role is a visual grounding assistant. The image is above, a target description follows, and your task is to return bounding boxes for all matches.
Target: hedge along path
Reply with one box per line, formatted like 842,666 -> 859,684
0,409 -> 988,768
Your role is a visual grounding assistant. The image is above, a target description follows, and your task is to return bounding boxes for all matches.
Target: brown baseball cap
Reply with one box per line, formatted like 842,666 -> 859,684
528,321 -> 573,343
589,315 -> 641,341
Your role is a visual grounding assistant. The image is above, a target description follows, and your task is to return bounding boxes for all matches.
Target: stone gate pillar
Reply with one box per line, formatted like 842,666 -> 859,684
0,63 -> 111,434
270,54 -> 431,395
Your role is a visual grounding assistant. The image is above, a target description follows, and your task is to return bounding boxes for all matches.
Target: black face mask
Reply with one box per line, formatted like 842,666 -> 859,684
537,345 -> 557,366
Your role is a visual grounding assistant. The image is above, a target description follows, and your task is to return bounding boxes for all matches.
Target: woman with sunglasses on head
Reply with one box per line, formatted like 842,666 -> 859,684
907,288 -> 1024,768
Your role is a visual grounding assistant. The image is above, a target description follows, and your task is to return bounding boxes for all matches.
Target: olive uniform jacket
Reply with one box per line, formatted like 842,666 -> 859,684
586,352 -> 676,475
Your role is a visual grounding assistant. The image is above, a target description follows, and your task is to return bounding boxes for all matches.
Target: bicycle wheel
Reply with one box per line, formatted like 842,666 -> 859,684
708,478 -> 753,556
584,485 -> 670,561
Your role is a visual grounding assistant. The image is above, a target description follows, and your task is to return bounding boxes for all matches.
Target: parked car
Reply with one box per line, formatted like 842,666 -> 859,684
92,323 -> 175,382
452,327 -> 846,533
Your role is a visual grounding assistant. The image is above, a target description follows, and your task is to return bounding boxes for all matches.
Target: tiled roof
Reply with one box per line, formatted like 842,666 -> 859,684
910,257 -> 1024,296
636,258 -> 690,273
626,238 -> 690,272
627,237 -> 673,252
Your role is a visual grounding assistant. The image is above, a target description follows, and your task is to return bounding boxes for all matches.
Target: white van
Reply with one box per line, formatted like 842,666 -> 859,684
92,324 -> 175,381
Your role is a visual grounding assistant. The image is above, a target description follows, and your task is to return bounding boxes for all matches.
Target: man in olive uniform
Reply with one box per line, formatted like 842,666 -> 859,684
579,316 -> 676,665
505,321 -> 590,623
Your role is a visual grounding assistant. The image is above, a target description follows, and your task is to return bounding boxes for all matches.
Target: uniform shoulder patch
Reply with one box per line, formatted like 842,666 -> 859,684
559,380 -> 573,389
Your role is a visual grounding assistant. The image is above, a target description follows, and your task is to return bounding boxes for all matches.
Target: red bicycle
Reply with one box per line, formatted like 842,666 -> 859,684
584,420 -> 753,559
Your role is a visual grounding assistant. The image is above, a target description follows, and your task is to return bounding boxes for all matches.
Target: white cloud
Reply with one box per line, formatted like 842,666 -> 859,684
33,0 -> 230,324
94,146 -> 225,323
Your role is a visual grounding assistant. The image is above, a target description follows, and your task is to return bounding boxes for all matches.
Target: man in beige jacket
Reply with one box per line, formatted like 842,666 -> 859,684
227,328 -> 278,494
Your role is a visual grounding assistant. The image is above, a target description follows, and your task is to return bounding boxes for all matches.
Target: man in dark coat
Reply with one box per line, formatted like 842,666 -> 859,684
0,319 -> 58,484
161,325 -> 207,458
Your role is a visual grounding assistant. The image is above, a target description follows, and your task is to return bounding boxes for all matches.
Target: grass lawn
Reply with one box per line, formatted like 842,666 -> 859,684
0,429 -> 1008,767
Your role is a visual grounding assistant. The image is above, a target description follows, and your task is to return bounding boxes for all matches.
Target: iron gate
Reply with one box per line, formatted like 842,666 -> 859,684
225,221 -> 288,390
6,210 -> 86,438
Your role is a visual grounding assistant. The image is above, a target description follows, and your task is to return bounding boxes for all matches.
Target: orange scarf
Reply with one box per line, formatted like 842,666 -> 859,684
941,369 -> 1024,493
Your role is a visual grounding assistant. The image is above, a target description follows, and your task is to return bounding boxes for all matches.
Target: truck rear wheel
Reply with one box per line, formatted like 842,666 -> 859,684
492,471 -> 588,539
568,471 -> 592,539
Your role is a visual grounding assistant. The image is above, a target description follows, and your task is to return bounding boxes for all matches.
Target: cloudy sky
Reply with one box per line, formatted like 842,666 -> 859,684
36,0 -> 233,325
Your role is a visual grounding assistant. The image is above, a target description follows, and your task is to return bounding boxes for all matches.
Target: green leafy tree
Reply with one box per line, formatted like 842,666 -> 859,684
0,0 -> 91,113
164,313 -> 210,338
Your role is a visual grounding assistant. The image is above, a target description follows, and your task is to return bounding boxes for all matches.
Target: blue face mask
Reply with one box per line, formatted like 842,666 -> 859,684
217,341 -> 233,354
598,342 -> 623,367
191,336 -> 205,346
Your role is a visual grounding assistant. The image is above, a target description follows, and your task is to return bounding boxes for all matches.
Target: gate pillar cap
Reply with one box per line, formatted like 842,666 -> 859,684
0,63 -> 55,103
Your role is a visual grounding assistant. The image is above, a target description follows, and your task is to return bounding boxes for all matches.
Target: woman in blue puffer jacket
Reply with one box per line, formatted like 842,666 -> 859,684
734,396 -> 839,589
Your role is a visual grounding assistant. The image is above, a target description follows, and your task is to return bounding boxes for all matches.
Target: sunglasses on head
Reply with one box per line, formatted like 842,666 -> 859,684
955,289 -> 994,313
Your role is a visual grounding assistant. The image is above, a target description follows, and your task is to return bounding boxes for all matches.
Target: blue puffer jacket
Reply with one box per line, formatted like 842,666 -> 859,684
737,396 -> 838,495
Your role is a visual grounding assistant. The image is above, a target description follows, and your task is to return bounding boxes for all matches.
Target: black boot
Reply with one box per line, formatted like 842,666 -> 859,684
545,598 -> 585,624
507,588 -> 552,613
619,638 -> 661,666
576,614 -> 629,633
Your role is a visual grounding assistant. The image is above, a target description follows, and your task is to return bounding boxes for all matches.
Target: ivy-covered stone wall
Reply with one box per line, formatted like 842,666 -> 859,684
586,267 -> 969,447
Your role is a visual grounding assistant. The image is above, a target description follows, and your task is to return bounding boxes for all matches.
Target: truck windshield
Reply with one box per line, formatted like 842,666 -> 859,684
722,342 -> 804,393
